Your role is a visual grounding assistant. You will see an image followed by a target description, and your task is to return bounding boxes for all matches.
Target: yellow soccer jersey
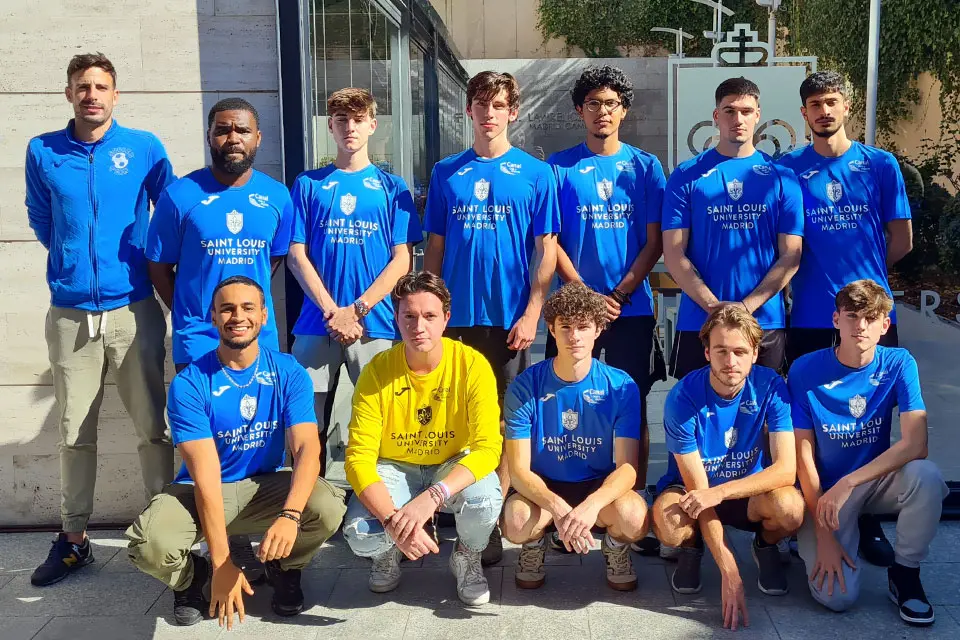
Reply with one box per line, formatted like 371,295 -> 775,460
345,338 -> 502,495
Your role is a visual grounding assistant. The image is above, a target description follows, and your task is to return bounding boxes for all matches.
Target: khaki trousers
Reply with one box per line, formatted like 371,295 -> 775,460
125,473 -> 347,591
46,297 -> 173,532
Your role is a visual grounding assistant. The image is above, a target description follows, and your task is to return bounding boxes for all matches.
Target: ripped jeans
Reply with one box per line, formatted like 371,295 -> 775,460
343,454 -> 503,557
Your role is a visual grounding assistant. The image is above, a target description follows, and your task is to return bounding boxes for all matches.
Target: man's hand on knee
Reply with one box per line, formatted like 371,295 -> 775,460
678,487 -> 723,519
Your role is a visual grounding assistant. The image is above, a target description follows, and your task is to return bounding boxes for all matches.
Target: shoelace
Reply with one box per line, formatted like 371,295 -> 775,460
459,552 -> 486,586
518,545 -> 544,573
372,548 -> 401,575
606,544 -> 632,575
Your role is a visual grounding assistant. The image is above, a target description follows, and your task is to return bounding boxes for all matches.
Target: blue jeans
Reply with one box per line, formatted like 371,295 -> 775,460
343,454 -> 503,557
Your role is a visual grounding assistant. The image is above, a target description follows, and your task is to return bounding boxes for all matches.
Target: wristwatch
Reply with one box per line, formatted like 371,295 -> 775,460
354,299 -> 371,318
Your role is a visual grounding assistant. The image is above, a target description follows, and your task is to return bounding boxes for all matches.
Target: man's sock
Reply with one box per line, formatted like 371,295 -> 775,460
604,533 -> 626,548
526,536 -> 545,548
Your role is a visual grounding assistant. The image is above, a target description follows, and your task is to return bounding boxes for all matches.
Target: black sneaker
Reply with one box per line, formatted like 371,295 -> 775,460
30,533 -> 94,586
481,524 -> 503,566
548,530 -> 574,554
888,563 -> 935,626
630,534 -> 662,557
670,545 -> 703,594
752,535 -> 789,596
265,560 -> 304,617
173,554 -> 210,626
859,513 -> 895,567
229,534 -> 265,584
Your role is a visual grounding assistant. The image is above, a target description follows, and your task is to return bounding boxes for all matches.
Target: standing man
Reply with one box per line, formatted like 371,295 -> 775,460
778,72 -> 915,566
342,272 -> 503,606
790,280 -> 945,626
126,276 -> 346,627
424,71 -> 560,563
287,88 -> 421,476
548,66 -> 665,543
147,98 -> 293,371
25,53 -> 174,586
502,282 -> 648,591
663,77 -> 804,380
652,306 -> 804,629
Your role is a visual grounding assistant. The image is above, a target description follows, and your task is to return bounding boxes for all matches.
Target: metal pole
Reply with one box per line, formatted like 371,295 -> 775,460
767,10 -> 776,64
865,0 -> 881,145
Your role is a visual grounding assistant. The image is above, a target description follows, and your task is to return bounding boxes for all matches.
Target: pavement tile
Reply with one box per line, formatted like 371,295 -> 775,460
402,608 -> 502,640
586,605 -> 778,639
300,609 -> 411,638
0,616 -> 52,640
0,569 -> 165,618
497,606 -> 590,639
0,531 -> 126,576
325,567 -> 503,611
946,606 -> 960,625
0,574 -> 13,590
33,615 -> 217,640
767,603 -> 960,639
501,564 -> 674,609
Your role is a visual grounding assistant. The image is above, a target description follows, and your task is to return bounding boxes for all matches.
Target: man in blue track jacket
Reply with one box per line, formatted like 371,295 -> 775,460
24,53 -> 175,587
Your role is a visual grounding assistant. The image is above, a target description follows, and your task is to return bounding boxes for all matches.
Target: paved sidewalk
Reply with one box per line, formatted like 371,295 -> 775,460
1,521 -> 959,639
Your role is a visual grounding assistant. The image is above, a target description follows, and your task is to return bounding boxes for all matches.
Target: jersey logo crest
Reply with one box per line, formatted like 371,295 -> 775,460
340,193 -> 356,215
108,147 -> 133,175
474,179 -> 490,202
849,394 -> 867,419
255,371 -> 276,386
724,426 -> 738,449
240,394 -> 257,420
752,164 -> 772,176
417,406 -> 433,426
616,160 -> 635,173
823,379 -> 843,390
431,386 -> 450,402
248,193 -> 269,208
739,400 -> 759,415
321,181 -> 338,190
539,393 -> 556,402
701,167 -> 718,179
456,167 -> 473,176
848,160 -> 870,173
212,385 -> 230,397
582,389 -> 606,405
226,210 -> 243,234
500,161 -> 522,176
869,370 -> 888,386
562,409 -> 579,431
726,179 -> 743,201
201,195 -> 220,206
363,177 -> 382,190
800,169 -> 819,181
596,179 -> 614,202
826,180 -> 843,203
579,166 -> 596,174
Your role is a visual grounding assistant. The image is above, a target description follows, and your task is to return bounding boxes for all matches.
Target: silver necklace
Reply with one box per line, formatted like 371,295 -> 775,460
218,351 -> 261,389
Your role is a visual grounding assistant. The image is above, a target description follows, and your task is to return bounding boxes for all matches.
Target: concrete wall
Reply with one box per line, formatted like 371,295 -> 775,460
0,0 -> 283,527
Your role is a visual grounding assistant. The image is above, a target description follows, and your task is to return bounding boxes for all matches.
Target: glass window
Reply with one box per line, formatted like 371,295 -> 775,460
409,42 -> 428,214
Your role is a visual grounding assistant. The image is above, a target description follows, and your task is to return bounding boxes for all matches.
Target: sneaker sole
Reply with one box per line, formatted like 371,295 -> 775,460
459,591 -> 491,606
752,546 -> 789,596
887,590 -> 935,626
515,576 -> 546,589
272,602 -> 305,617
606,578 -> 638,592
369,580 -> 400,593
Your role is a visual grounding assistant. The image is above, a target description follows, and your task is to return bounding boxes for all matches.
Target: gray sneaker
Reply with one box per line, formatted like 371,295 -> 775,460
753,535 -> 789,595
368,546 -> 403,593
449,543 -> 490,606
670,546 -> 704,594
601,535 -> 637,591
515,539 -> 546,589
481,524 -> 503,566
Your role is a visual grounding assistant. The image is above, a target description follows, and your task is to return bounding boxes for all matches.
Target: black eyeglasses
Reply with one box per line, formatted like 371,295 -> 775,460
583,99 -> 622,113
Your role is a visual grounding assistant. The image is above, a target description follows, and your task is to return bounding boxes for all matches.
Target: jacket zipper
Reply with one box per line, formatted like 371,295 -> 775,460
88,150 -> 100,309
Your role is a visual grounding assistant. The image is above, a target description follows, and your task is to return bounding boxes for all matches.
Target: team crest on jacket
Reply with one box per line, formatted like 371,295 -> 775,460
417,406 -> 433,426
108,147 -> 133,175
726,179 -> 743,201
849,394 -> 867,419
226,210 -> 243,234
724,426 -> 738,449
474,179 -> 490,202
340,193 -> 356,215
240,394 -> 257,421
562,409 -> 579,431
826,181 -> 843,203
596,179 -> 613,201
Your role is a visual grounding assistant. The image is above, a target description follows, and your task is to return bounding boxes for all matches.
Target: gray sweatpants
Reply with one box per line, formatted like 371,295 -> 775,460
797,459 -> 947,612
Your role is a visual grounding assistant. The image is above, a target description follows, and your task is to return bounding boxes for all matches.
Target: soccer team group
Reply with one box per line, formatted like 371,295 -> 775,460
22,53 -> 948,631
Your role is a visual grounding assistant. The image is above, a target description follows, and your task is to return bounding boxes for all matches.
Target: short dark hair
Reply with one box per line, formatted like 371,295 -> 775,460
571,65 -> 634,110
835,279 -> 893,321
799,71 -> 847,106
210,275 -> 265,312
208,97 -> 260,130
467,71 -> 520,110
67,52 -> 117,87
392,271 -> 451,314
715,77 -> 760,106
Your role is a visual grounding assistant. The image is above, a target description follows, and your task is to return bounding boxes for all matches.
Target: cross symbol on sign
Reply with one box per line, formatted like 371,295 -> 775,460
730,26 -> 754,65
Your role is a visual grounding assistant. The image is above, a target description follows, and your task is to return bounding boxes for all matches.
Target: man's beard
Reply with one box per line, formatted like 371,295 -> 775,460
811,121 -> 843,138
590,130 -> 611,140
75,102 -> 111,126
211,144 -> 257,175
220,323 -> 262,350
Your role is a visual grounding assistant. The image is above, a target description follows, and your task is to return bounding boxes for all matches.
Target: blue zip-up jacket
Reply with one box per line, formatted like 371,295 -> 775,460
24,119 -> 175,311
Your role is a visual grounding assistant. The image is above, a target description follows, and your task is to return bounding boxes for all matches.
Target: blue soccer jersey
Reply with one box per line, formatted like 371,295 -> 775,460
778,142 -> 910,328
504,359 -> 641,483
662,149 -> 803,331
289,164 -> 422,340
168,348 -> 316,484
423,146 -> 560,328
788,345 -> 925,491
549,142 -> 666,317
146,168 -> 293,364
657,365 -> 793,491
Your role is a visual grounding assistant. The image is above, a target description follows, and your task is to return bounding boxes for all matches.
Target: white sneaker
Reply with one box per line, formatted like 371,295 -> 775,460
368,546 -> 403,593
449,543 -> 490,606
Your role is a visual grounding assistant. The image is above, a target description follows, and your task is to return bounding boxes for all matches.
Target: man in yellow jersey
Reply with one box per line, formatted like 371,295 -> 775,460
343,271 -> 503,606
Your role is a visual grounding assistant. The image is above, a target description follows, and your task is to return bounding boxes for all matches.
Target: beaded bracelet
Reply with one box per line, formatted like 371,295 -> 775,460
276,511 -> 302,528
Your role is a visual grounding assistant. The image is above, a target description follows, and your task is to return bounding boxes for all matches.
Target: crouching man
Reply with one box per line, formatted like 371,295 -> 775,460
652,306 -> 803,630
502,282 -> 648,591
342,271 -> 503,606
790,280 -> 947,625
126,276 -> 347,628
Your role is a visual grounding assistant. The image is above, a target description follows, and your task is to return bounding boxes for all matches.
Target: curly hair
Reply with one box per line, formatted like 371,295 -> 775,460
544,281 -> 608,330
571,65 -> 634,110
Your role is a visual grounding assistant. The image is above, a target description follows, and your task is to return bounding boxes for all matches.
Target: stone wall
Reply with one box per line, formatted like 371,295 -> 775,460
0,0 -> 283,527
